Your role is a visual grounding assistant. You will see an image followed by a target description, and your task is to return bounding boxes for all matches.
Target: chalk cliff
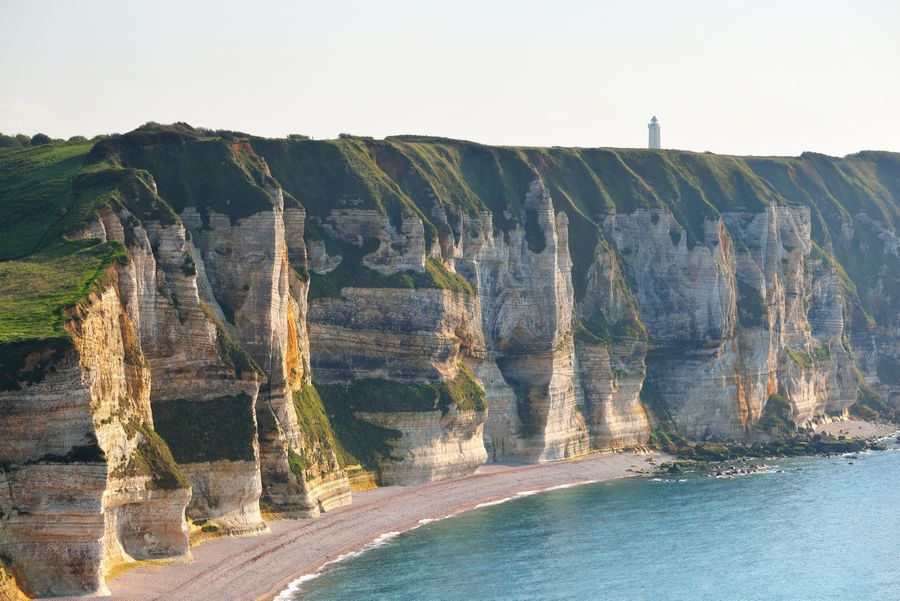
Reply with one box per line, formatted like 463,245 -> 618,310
0,124 -> 898,596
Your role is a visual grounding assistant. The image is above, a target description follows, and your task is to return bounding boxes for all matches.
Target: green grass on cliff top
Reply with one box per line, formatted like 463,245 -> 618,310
0,239 -> 126,345
92,123 -> 276,225
0,140 -> 95,260
0,138 -> 178,349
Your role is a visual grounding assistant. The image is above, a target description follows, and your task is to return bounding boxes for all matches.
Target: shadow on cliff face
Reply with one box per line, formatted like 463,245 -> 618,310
496,353 -> 552,439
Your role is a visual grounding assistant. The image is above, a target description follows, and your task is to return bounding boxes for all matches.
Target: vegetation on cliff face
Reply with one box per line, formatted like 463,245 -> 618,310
151,394 -> 257,463
307,241 -> 473,300
852,384 -> 899,423
291,383 -> 341,480
316,382 -> 401,478
440,363 -> 487,412
314,364 -> 484,480
575,312 -> 647,346
115,418 -> 190,490
784,345 -> 831,370
198,301 -> 260,378
639,379 -> 675,429
316,364 -> 485,416
735,279 -> 768,328
756,394 -> 796,438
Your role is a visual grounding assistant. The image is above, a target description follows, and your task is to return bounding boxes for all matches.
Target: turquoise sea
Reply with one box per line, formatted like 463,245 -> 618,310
285,438 -> 899,601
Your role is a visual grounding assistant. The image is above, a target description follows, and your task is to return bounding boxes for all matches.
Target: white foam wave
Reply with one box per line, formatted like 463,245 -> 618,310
271,531 -> 403,600
542,480 -> 599,492
474,496 -> 515,508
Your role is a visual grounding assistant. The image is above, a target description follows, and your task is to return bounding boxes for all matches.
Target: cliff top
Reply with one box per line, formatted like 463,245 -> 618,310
1,123 -> 898,353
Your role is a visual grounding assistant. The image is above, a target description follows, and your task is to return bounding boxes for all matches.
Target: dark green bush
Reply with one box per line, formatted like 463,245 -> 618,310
152,394 -> 256,464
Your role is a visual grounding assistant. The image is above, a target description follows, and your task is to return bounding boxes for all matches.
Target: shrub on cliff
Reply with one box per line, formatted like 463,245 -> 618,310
291,383 -> 342,481
316,382 -> 400,478
307,240 -> 473,300
151,394 -> 257,464
115,418 -> 189,490
851,384 -> 899,423
757,394 -> 796,438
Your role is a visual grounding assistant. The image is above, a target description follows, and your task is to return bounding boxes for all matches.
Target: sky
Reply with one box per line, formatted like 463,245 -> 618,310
1,0 -> 898,156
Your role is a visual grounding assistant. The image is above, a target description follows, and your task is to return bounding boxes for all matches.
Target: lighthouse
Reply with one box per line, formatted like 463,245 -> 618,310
648,116 -> 661,149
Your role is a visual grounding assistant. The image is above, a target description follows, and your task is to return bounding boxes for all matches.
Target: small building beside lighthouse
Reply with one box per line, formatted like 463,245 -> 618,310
648,116 -> 661,149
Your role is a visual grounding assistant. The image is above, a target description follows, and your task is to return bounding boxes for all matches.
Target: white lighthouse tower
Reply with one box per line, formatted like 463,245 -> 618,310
648,116 -> 661,149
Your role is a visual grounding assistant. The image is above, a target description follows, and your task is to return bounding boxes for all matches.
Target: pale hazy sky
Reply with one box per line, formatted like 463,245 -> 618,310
1,0 -> 898,156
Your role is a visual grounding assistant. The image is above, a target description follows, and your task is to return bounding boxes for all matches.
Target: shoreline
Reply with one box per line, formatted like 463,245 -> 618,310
54,450 -> 664,601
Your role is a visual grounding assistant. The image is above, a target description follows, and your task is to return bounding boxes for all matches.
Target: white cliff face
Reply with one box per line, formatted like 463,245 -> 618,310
306,179 -> 599,471
725,206 -> 858,427
309,287 -> 484,383
576,239 -> 652,449
460,181 -> 590,462
306,206 -> 489,484
301,175 -> 869,464
358,407 -> 487,485
183,191 -> 350,517
576,339 -> 651,450
115,209 -> 266,535
0,284 -> 190,597
595,205 -> 862,439
603,210 -> 736,346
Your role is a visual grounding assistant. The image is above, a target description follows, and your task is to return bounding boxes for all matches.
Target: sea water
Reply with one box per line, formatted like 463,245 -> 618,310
285,438 -> 900,601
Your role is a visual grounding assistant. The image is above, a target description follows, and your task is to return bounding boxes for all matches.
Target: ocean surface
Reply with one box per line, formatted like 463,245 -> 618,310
284,437 -> 900,601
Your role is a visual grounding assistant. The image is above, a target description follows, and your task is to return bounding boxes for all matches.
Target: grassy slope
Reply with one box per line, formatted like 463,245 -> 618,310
0,140 -> 95,260
0,240 -> 126,345
0,141 -> 154,354
91,123 -> 275,225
